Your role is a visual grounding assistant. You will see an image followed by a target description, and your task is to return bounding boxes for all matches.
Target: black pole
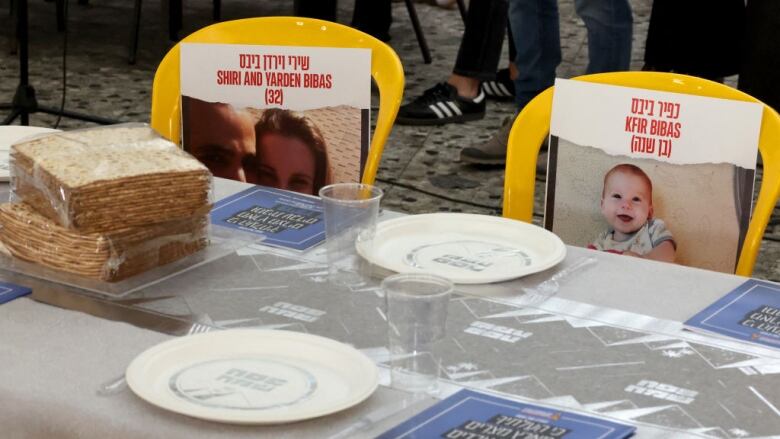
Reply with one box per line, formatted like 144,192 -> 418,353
19,0 -> 28,89
0,0 -> 120,126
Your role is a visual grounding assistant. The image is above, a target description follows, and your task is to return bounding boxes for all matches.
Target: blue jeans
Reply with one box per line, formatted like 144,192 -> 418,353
509,0 -> 632,111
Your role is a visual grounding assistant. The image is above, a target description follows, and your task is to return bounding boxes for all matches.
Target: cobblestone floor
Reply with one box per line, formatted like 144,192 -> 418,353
1,0 -> 777,279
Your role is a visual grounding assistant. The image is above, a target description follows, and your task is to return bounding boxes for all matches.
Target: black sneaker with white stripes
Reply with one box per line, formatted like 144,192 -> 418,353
481,68 -> 515,101
396,82 -> 486,125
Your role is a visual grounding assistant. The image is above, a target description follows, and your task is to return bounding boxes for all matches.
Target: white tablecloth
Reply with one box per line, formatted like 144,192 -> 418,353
1,177 -> 776,438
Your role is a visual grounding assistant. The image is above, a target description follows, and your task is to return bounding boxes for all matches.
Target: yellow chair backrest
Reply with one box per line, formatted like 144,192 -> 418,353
150,16 -> 404,185
503,71 -> 780,276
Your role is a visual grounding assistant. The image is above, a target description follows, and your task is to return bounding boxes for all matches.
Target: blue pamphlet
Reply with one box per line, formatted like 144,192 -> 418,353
685,279 -> 780,350
378,389 -> 635,439
0,280 -> 32,304
211,186 -> 324,251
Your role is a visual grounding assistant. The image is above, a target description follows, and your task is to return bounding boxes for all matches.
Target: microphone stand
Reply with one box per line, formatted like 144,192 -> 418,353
1,0 -> 119,126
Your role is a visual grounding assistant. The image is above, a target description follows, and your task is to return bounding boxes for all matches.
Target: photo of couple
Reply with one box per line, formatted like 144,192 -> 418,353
181,96 -> 364,196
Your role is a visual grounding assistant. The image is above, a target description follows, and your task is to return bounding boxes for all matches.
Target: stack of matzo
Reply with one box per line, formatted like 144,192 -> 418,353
0,203 -> 208,281
0,124 -> 212,281
10,125 -> 211,231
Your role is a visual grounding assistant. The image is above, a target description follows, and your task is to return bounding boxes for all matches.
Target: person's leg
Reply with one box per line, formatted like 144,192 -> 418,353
506,23 -> 518,79
739,0 -> 780,113
511,0 -> 561,112
397,0 -> 508,125
351,0 -> 392,42
480,19 -> 517,101
451,0 -> 509,82
452,0 -> 510,100
447,75 -> 481,99
507,25 -> 518,85
460,0 -> 559,165
507,23 -> 516,65
574,0 -> 632,73
293,0 -> 337,21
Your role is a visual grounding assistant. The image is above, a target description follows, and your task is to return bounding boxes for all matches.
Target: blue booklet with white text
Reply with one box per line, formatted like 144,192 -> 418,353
210,186 -> 324,251
0,280 -> 32,304
377,389 -> 635,439
685,279 -> 780,350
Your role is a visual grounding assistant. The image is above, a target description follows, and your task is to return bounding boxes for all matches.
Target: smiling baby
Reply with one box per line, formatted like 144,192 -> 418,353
588,164 -> 676,262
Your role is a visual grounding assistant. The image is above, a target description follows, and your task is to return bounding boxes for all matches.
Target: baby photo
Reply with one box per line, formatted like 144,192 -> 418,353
545,137 -> 754,273
588,163 -> 676,262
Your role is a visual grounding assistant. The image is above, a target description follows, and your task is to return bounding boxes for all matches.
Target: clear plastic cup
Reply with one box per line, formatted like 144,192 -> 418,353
383,273 -> 453,394
318,183 -> 383,286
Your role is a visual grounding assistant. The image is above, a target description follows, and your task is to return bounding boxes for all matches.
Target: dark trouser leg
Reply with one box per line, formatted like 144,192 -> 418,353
351,0 -> 392,41
293,0 -> 337,21
452,0 -> 509,81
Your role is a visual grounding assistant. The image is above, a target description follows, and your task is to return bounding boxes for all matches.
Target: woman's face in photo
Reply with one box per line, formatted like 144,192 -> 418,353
256,133 -> 317,195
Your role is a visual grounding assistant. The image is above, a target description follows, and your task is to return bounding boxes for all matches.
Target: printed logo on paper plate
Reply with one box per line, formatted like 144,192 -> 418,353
169,358 -> 317,410
405,240 -> 532,273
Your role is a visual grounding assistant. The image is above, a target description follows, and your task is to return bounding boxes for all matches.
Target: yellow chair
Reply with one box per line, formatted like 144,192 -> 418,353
503,71 -> 780,276
150,16 -> 404,185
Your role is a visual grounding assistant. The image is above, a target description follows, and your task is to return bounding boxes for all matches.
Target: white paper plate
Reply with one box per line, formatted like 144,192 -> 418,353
0,126 -> 60,182
126,329 -> 378,424
358,213 -> 566,284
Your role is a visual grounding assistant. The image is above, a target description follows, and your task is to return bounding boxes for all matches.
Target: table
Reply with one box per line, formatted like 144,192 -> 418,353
1,177 -> 778,438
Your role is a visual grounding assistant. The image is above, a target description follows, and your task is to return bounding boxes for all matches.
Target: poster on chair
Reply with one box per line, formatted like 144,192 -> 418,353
544,78 -> 763,273
179,43 -> 371,197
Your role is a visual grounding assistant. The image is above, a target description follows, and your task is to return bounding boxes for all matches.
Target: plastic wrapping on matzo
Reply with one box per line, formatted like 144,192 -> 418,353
9,124 -> 212,232
0,202 -> 209,282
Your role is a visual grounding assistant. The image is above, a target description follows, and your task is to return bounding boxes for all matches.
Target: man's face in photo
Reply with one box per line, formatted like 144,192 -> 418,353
185,98 -> 257,183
